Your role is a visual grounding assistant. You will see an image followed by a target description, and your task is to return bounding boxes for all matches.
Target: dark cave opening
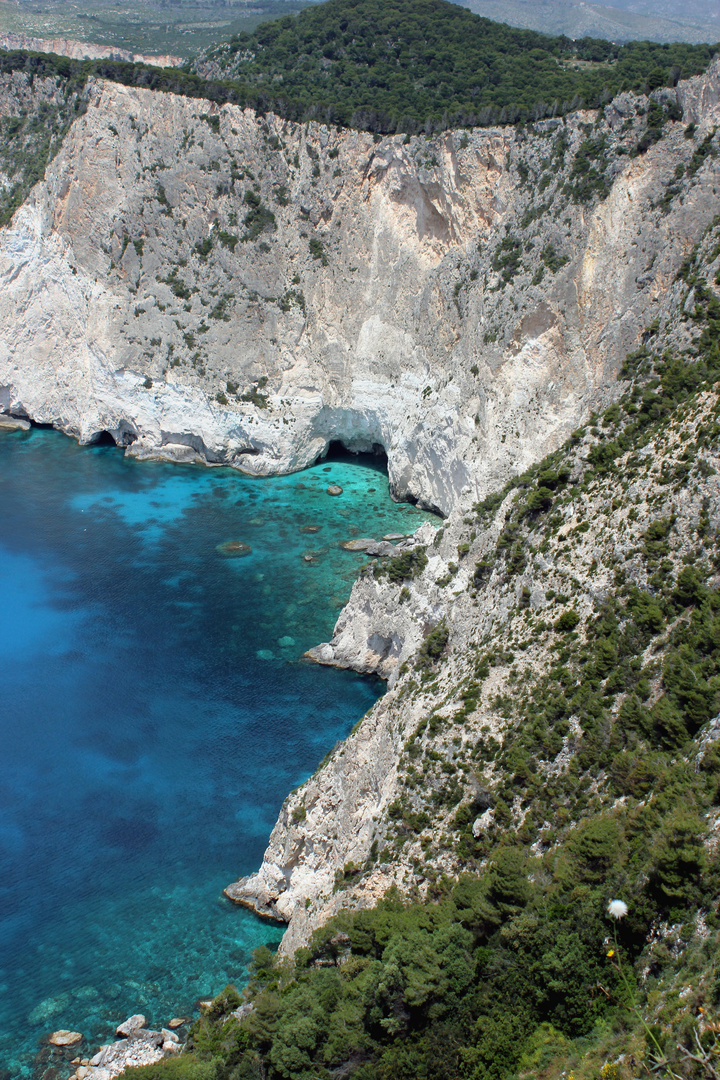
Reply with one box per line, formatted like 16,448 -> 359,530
319,439 -> 389,474
91,430 -> 117,447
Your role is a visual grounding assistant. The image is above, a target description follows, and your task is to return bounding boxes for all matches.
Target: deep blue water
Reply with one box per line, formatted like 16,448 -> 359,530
0,428 -> 436,1078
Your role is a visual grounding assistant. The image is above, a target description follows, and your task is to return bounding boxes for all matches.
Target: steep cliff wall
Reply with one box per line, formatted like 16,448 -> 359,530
228,268 -> 720,956
2,65 -> 719,514
222,66 -> 720,952
0,32 -> 181,67
3,58 -> 720,962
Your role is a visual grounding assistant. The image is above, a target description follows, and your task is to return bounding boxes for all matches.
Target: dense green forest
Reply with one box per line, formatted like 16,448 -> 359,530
120,214 -> 720,1080
192,0 -> 720,132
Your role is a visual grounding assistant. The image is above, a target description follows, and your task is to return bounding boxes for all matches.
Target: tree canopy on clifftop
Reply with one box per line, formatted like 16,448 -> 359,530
191,0 -> 719,132
0,0 -> 716,139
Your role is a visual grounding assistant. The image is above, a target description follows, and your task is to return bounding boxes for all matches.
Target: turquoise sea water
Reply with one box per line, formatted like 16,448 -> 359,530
0,428 -> 437,1079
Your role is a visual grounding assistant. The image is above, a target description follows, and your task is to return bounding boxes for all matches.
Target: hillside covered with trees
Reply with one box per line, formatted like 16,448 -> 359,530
191,0 -> 719,131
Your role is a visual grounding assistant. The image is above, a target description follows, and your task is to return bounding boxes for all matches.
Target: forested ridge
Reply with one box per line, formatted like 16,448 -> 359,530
192,0 -> 719,132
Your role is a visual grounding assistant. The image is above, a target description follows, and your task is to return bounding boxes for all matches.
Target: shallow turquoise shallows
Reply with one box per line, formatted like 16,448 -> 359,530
0,428 -> 438,1079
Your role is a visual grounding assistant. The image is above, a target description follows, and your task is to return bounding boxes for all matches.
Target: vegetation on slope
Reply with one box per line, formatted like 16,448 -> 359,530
0,61 -> 88,226
120,197 -> 720,1080
192,0 -> 719,133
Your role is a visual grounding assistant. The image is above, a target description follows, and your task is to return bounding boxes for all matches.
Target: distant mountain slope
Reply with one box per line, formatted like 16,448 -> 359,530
460,0 -> 720,45
609,0 -> 717,21
0,31 -> 181,67
191,0 -> 718,132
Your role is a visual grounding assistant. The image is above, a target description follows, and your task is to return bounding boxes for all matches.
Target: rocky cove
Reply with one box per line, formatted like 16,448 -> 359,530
4,59 -> 720,516
2,49 -> 720,1077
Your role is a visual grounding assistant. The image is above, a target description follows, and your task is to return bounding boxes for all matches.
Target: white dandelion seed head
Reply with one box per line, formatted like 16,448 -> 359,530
607,899 -> 628,920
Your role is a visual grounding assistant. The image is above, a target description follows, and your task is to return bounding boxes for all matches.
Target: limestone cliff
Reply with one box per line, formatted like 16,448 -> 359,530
228,273 -> 720,956
221,66 -> 720,952
2,63 -> 719,514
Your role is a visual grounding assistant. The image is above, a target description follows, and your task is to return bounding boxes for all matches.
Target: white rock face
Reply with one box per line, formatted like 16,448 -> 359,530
3,66 -> 720,514
0,31 -> 181,67
306,521 -> 443,683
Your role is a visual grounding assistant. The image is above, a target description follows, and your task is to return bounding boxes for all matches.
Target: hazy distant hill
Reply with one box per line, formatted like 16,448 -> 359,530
460,0 -> 719,43
0,0 -> 311,60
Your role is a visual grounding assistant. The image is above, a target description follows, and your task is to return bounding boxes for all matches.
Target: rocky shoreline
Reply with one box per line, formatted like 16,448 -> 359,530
38,1014 -> 187,1080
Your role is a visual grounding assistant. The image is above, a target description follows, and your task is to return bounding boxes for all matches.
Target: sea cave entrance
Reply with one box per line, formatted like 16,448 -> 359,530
318,439 -> 389,475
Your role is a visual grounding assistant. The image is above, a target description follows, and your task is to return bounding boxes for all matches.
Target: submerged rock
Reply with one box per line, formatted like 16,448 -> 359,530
327,485 -> 343,496
341,538 -> 376,551
216,541 -> 252,557
28,992 -> 71,1026
48,1031 -> 83,1047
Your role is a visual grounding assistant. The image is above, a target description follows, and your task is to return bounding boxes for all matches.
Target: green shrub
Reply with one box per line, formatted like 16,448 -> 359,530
121,1057 -> 217,1079
194,236 -> 213,260
379,547 -> 428,584
199,112 -> 220,133
541,244 -> 569,272
417,620 -> 449,668
309,237 -> 328,265
555,609 -> 580,632
673,565 -> 707,607
565,137 -> 610,204
525,486 -> 554,514
492,234 -> 522,282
